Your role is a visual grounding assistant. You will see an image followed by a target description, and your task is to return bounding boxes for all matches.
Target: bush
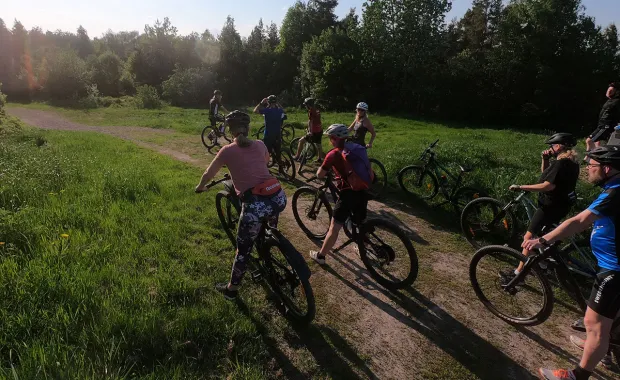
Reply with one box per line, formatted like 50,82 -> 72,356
0,83 -> 7,113
162,67 -> 212,107
78,84 -> 101,109
45,49 -> 90,100
135,85 -> 162,109
119,70 -> 136,96
89,52 -> 123,96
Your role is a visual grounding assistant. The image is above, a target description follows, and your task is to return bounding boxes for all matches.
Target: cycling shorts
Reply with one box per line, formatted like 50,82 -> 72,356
589,126 -> 614,143
333,190 -> 368,225
527,205 -> 571,235
587,269 -> 620,319
263,136 -> 281,155
306,132 -> 322,144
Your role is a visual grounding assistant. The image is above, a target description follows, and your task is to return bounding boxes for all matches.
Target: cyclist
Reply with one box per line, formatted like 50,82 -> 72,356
254,95 -> 285,167
195,110 -> 287,300
500,133 -> 580,282
522,145 -> 620,380
586,82 -> 620,151
294,97 -> 324,163
309,124 -> 370,264
348,102 -> 376,148
209,90 -> 229,133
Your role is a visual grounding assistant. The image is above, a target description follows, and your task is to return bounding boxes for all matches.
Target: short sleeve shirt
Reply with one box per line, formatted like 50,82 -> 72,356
320,148 -> 351,191
537,158 -> 579,206
587,178 -> 620,271
259,107 -> 285,138
309,108 -> 322,133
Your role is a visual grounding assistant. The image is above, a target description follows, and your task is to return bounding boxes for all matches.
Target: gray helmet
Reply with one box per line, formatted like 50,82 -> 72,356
324,124 -> 349,139
586,145 -> 620,169
546,133 -> 576,147
267,95 -> 277,104
225,110 -> 250,129
214,90 -> 222,96
303,97 -> 315,107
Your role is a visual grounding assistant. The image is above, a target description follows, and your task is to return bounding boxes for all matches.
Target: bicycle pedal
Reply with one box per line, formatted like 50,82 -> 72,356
250,270 -> 263,283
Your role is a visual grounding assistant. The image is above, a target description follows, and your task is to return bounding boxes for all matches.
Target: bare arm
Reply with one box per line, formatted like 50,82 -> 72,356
366,119 -> 376,147
523,209 -> 599,250
196,154 -> 225,191
518,181 -> 556,192
316,166 -> 328,179
253,100 -> 266,114
220,104 -> 229,114
348,118 -> 357,131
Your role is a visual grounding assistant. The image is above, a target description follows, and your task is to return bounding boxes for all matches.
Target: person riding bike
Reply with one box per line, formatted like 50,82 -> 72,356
195,110 -> 287,300
500,133 -> 580,283
586,82 -> 620,151
294,97 -> 324,163
347,102 -> 376,148
209,90 -> 229,133
522,145 -> 620,380
254,95 -> 286,167
309,124 -> 371,265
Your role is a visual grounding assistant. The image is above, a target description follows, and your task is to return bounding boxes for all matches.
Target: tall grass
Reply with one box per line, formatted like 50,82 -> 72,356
0,115 -> 270,378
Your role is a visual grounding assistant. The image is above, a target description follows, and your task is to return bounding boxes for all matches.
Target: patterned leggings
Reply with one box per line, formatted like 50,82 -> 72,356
230,189 -> 287,286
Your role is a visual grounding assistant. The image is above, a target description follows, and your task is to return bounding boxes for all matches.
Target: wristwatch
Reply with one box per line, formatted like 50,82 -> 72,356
538,237 -> 550,247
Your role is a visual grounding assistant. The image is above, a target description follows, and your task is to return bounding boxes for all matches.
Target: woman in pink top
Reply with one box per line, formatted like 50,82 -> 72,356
195,111 -> 287,300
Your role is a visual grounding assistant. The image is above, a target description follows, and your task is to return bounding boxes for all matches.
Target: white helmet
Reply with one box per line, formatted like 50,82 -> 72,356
356,102 -> 369,111
324,124 -> 349,139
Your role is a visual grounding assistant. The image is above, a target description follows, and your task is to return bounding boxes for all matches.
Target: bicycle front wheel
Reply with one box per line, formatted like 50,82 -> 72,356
215,191 -> 240,247
281,124 -> 296,144
290,137 -> 317,161
469,245 -> 553,325
397,165 -> 438,200
292,187 -> 332,239
276,150 -> 296,181
358,218 -> 418,290
368,158 -> 387,200
201,126 -> 218,149
452,186 -> 486,215
460,197 -> 518,249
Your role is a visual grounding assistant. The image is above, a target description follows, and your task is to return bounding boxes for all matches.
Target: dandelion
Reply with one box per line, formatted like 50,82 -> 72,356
60,234 -> 69,239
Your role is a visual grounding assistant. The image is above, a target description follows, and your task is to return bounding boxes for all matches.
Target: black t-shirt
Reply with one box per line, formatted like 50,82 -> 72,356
209,98 -> 221,118
597,97 -> 620,129
537,158 -> 580,206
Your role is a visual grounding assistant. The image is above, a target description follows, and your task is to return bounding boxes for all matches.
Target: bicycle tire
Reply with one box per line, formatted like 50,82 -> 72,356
368,158 -> 387,200
276,150 -> 296,181
460,197 -> 519,250
253,125 -> 266,140
215,191 -> 238,247
292,187 -> 333,239
201,126 -> 218,149
290,137 -> 317,161
397,165 -> 438,200
222,124 -> 233,143
263,235 -> 315,325
358,218 -> 418,290
469,245 -> 553,326
281,124 -> 296,144
452,186 -> 486,215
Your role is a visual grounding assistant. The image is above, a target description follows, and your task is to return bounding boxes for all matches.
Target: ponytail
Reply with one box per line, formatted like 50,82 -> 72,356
557,148 -> 578,162
231,125 -> 252,148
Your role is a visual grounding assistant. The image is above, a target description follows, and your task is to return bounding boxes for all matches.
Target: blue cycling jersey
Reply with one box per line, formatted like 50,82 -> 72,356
259,107 -> 285,138
587,177 -> 620,271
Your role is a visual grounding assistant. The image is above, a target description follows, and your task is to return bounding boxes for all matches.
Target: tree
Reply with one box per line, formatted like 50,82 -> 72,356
75,26 -> 94,58
90,51 -> 123,96
216,16 -> 247,101
44,49 -> 89,100
162,67 -> 213,106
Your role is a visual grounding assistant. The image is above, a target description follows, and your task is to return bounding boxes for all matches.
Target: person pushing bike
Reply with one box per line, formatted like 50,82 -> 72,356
294,97 -> 324,163
209,90 -> 229,133
348,102 -> 376,148
195,111 -> 287,300
500,133 -> 580,284
254,95 -> 286,167
522,145 -> 620,380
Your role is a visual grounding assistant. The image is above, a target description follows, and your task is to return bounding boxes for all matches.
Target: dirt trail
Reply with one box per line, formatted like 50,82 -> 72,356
9,106 -> 618,380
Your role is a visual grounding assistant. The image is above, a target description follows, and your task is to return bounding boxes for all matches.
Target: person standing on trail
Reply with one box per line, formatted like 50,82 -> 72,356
209,90 -> 229,133
254,95 -> 285,167
522,145 -> 620,380
348,102 -> 376,149
195,110 -> 287,300
586,82 -> 620,151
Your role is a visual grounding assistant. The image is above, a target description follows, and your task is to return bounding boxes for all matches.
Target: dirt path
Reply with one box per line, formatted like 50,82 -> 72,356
9,107 -> 618,380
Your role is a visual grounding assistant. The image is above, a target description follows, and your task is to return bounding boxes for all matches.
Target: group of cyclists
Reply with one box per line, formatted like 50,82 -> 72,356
197,82 -> 620,380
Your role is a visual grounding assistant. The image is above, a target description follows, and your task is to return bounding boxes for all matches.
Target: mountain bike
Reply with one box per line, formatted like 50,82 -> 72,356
204,174 -> 315,325
397,139 -> 486,214
469,243 -> 596,326
264,142 -> 296,182
292,173 -> 418,290
290,134 -> 318,175
253,123 -> 296,144
201,118 -> 232,149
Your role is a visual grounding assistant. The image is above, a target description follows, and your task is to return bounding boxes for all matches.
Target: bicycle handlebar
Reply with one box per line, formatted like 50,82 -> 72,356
203,173 -> 231,190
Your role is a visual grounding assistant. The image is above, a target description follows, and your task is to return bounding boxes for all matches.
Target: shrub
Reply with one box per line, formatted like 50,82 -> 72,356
135,85 -> 162,109
162,67 -> 212,107
78,84 -> 101,109
45,49 -> 90,100
0,83 -> 7,113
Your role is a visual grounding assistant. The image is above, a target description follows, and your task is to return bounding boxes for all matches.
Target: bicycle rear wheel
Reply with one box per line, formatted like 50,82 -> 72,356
276,150 -> 296,181
368,158 -> 387,200
460,197 -> 519,249
292,187 -> 332,239
469,245 -> 553,325
201,126 -> 219,149
358,218 -> 418,290
281,124 -> 296,144
290,137 -> 317,161
397,165 -> 438,200
452,186 -> 486,215
215,191 -> 240,247
263,234 -> 315,325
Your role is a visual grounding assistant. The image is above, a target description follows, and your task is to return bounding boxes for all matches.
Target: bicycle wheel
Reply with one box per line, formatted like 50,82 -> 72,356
276,150 -> 296,181
290,137 -> 317,161
292,187 -> 333,239
201,126 -> 219,149
397,165 -> 438,200
253,125 -> 266,140
223,124 -> 233,143
460,197 -> 519,249
358,218 -> 418,290
264,233 -> 315,325
469,245 -> 553,325
452,186 -> 486,215
281,124 -> 295,144
368,158 -> 387,200
215,191 -> 240,247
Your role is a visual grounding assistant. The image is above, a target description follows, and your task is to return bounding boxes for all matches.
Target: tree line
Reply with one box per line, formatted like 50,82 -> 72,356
0,0 -> 618,131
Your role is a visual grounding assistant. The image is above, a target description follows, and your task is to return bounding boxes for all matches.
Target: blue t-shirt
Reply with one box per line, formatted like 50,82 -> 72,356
587,177 -> 620,271
259,107 -> 285,138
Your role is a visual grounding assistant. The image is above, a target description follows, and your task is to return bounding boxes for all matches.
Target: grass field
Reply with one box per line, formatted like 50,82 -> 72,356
0,113 -> 274,378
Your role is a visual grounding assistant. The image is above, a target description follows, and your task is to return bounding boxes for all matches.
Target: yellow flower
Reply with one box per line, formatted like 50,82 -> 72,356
60,234 -> 69,239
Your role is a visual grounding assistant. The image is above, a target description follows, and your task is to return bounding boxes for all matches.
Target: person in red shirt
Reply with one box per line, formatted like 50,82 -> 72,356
309,124 -> 368,265
294,97 -> 324,162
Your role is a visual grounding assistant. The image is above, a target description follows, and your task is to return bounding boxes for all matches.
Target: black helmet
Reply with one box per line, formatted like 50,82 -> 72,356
225,110 -> 250,128
214,90 -> 222,96
546,133 -> 576,147
586,145 -> 620,169
303,97 -> 315,107
267,95 -> 277,104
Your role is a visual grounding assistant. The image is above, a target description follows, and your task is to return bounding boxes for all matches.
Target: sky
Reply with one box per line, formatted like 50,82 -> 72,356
3,0 -> 619,39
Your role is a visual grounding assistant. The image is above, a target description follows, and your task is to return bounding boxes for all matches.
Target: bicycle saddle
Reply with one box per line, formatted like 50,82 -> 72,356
460,165 -> 473,173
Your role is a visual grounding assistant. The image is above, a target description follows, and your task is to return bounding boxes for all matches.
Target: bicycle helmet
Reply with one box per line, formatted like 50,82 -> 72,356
586,145 -> 620,169
225,110 -> 251,129
303,97 -> 315,107
214,90 -> 222,96
267,95 -> 277,104
356,102 -> 369,111
324,124 -> 349,139
545,133 -> 576,147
